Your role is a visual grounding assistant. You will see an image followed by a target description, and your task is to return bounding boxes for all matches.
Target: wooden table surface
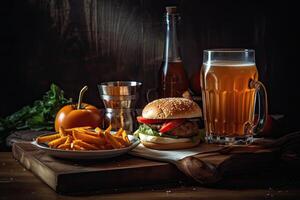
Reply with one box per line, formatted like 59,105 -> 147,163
1,152 -> 300,200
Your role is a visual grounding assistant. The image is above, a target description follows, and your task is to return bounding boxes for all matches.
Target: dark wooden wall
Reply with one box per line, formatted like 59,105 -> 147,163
1,0 -> 300,131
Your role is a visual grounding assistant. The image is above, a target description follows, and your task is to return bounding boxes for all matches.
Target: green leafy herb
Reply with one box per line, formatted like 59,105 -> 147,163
0,84 -> 72,143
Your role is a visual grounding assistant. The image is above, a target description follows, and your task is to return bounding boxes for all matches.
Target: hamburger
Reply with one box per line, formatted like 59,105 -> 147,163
134,98 -> 203,150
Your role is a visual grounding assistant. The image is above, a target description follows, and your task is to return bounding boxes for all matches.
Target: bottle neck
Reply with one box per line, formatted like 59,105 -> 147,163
164,13 -> 182,62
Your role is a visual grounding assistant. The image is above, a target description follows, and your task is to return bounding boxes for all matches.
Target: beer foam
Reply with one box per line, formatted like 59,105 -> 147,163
203,60 -> 255,67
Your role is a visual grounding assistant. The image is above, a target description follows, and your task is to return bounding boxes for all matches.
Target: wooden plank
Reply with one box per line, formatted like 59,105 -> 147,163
2,152 -> 300,199
12,142 -> 186,194
12,142 -> 61,190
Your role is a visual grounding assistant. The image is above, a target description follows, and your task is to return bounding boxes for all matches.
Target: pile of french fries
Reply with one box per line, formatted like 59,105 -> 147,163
36,125 -> 131,151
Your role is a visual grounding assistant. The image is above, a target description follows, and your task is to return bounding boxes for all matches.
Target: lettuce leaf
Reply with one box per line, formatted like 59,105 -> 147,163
134,124 -> 206,142
134,124 -> 160,137
134,124 -> 177,139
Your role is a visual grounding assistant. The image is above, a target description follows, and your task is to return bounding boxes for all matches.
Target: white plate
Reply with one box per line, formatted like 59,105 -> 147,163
32,134 -> 140,160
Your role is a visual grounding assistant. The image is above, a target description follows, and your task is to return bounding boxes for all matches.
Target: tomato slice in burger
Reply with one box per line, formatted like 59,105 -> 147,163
136,116 -> 165,124
159,119 -> 185,133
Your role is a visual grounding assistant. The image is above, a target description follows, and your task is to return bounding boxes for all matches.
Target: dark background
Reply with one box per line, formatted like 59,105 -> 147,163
1,0 -> 299,132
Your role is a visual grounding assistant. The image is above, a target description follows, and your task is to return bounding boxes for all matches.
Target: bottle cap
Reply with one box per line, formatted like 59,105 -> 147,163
166,6 -> 177,14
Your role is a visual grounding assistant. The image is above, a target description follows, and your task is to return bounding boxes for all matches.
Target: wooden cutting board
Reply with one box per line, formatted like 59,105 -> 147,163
13,130 -> 299,194
12,142 -> 187,194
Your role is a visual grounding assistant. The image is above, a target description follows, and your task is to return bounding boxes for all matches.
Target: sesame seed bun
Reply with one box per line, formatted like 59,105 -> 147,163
142,98 -> 202,119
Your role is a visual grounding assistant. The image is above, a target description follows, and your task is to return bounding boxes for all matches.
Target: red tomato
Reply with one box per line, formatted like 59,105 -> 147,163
159,119 -> 185,133
136,116 -> 165,124
54,103 -> 102,132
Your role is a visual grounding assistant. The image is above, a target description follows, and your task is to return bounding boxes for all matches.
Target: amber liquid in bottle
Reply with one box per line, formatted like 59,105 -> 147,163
159,61 -> 188,97
158,6 -> 188,98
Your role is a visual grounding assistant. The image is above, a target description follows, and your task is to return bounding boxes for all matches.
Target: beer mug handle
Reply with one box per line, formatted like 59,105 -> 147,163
146,88 -> 158,103
249,79 -> 268,134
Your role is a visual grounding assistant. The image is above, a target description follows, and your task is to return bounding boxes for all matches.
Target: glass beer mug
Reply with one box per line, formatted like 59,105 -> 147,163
200,49 -> 268,144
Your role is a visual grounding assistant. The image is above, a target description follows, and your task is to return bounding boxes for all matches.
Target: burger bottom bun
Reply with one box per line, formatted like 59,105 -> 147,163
141,138 -> 201,150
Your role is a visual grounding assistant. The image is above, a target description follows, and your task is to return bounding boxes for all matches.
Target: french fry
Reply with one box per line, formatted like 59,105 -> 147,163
115,128 -> 123,137
95,127 -> 103,134
58,127 -> 73,136
122,130 -> 130,145
76,127 -> 93,132
96,127 -> 107,139
80,129 -> 100,137
98,145 -> 109,150
36,125 -> 129,151
73,144 -> 85,150
73,140 -> 99,150
65,126 -> 92,132
72,130 -> 78,140
95,127 -> 107,140
104,143 -> 113,150
99,133 -> 106,140
72,130 -> 106,146
64,135 -> 73,144
104,131 -> 124,149
48,136 -> 68,148
114,136 -> 129,147
36,133 -> 60,143
104,124 -> 112,133
59,127 -> 67,137
57,143 -> 71,150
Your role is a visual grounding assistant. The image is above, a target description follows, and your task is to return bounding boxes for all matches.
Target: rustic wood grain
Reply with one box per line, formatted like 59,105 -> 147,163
2,0 -> 300,132
10,130 -> 300,193
12,142 -> 187,194
2,151 -> 300,199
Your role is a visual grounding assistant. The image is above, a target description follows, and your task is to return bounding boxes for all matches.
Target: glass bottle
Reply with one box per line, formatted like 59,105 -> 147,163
158,6 -> 189,98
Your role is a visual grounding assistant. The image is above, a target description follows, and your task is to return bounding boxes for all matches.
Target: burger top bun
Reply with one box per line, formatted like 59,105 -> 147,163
142,98 -> 202,119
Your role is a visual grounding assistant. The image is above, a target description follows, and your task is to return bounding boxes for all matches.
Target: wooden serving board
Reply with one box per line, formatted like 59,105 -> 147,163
12,142 -> 187,194
12,130 -> 300,194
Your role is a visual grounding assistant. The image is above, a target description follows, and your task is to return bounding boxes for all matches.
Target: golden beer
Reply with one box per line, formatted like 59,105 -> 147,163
200,49 -> 267,144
